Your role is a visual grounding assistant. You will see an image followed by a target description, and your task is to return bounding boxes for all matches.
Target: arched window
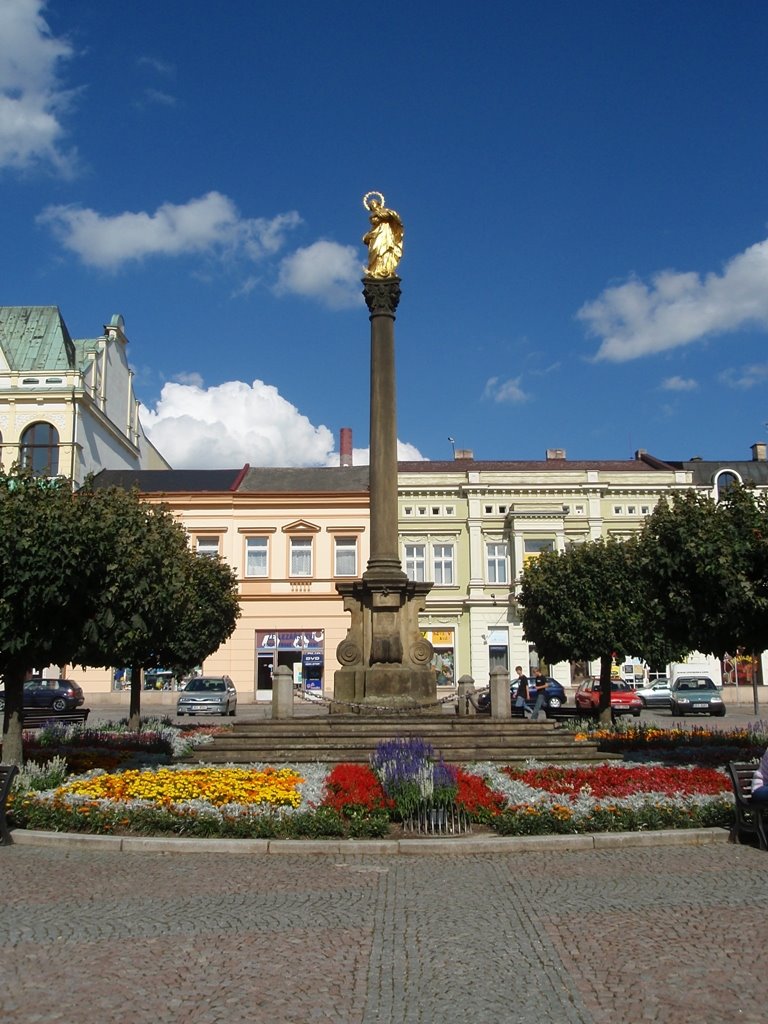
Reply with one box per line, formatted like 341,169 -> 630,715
20,422 -> 60,476
714,469 -> 741,502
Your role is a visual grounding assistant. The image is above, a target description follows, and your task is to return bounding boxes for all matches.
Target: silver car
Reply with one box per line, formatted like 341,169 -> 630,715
177,676 -> 237,717
635,678 -> 671,708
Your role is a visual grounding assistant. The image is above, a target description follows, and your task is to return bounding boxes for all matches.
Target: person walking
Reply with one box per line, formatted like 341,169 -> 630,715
514,666 -> 528,709
530,668 -> 547,720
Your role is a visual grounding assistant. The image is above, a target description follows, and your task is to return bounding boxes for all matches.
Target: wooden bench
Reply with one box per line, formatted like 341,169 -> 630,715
21,708 -> 90,729
0,764 -> 20,846
727,761 -> 768,851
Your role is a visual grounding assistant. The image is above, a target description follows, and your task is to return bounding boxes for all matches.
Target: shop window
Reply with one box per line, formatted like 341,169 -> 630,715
334,537 -> 358,577
290,537 -> 312,577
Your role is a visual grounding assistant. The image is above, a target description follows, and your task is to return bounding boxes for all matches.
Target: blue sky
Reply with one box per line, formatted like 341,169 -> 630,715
3,0 -> 768,468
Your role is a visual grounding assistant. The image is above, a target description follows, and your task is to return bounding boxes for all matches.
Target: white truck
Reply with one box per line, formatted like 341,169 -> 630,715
669,659 -> 722,689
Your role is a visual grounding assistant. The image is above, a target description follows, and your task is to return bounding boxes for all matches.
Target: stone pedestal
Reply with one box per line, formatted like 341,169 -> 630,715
333,274 -> 436,712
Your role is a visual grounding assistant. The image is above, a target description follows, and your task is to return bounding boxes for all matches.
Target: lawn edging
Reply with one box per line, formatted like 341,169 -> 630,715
8,825 -> 729,855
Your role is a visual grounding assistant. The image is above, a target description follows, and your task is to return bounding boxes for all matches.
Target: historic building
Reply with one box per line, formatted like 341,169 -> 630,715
70,443 -> 768,700
0,307 -> 169,483
83,466 -> 370,699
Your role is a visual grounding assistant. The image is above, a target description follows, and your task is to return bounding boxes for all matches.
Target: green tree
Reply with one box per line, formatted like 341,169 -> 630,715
0,470 -> 103,764
75,485 -> 239,729
162,552 -> 241,681
637,486 -> 768,712
518,537 -> 685,722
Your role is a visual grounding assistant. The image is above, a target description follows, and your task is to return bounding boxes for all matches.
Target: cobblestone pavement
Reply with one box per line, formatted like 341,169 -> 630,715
1,840 -> 767,1024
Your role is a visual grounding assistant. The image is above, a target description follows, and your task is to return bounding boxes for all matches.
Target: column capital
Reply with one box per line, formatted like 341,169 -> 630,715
362,276 -> 401,318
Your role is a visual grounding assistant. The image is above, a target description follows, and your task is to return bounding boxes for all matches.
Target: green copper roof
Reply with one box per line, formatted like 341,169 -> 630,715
0,306 -> 78,372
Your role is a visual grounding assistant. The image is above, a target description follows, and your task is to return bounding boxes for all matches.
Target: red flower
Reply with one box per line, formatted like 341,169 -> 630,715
455,770 -> 506,816
321,763 -> 394,815
502,764 -> 730,799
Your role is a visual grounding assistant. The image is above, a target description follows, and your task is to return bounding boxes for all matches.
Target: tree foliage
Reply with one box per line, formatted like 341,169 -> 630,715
637,486 -> 768,658
518,537 -> 686,719
1,473 -> 242,759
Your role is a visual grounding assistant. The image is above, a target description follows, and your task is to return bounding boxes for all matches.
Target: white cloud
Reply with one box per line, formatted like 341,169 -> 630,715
141,377 -> 424,469
276,240 -> 362,310
37,192 -> 302,270
579,237 -> 768,362
660,376 -> 698,392
719,363 -> 768,390
0,0 -> 76,172
483,375 -> 528,403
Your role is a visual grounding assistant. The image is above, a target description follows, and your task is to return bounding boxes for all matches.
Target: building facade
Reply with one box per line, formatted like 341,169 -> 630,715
0,307 -> 169,484
74,445 -> 768,700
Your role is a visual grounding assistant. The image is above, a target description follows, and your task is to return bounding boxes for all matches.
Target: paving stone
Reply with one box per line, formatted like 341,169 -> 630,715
0,839 -> 766,1023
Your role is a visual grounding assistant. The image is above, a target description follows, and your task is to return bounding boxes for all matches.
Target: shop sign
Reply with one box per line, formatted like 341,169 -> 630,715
256,630 -> 324,650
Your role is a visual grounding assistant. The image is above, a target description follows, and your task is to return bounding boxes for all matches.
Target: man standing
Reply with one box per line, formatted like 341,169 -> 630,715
514,666 -> 528,709
531,668 -> 547,720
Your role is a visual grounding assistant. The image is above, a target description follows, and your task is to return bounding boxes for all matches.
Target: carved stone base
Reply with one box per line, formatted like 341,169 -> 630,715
333,577 -> 436,713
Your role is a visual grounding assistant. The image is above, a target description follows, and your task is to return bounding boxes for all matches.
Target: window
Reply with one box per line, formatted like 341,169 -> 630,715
245,537 -> 269,577
716,470 -> 741,502
445,506 -> 455,516
523,538 -> 555,570
641,505 -> 650,515
486,542 -> 508,584
196,537 -> 220,558
417,506 -> 427,516
613,505 -> 622,515
403,506 -> 414,516
431,506 -> 441,516
432,544 -> 454,586
290,537 -> 312,577
20,421 -> 59,476
404,543 -> 426,581
334,537 -> 358,577
484,505 -> 493,514
627,505 -> 636,515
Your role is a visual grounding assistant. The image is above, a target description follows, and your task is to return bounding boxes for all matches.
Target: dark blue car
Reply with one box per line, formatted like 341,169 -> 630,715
475,676 -> 567,713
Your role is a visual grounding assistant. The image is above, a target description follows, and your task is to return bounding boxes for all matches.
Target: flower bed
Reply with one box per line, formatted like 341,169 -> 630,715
8,738 -> 735,839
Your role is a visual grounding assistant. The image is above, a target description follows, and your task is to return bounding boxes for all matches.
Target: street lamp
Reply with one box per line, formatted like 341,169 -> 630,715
448,436 -> 456,460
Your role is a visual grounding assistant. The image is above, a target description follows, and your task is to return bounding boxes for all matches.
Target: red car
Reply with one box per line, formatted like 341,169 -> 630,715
575,678 -> 642,717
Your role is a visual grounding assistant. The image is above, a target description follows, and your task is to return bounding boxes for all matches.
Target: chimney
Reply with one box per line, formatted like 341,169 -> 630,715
340,427 -> 353,467
751,442 -> 767,462
454,448 -> 473,460
546,448 -> 566,460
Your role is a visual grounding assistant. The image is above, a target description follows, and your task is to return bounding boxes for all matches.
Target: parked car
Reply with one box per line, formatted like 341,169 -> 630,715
574,678 -> 642,717
177,676 -> 237,717
0,677 -> 84,712
476,676 -> 566,713
669,676 -> 726,717
511,676 -> 567,709
635,678 -> 672,708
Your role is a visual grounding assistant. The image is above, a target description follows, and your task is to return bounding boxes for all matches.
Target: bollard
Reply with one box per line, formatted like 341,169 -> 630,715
489,665 -> 511,719
272,664 -> 294,719
457,674 -> 476,716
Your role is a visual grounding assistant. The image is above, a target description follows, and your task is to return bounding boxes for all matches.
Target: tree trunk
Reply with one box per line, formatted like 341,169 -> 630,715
752,651 -> 759,719
1,666 -> 27,765
598,653 -> 613,725
129,664 -> 142,731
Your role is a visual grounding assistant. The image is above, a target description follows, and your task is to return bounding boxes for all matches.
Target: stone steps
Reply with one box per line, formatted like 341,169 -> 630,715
188,715 -> 612,765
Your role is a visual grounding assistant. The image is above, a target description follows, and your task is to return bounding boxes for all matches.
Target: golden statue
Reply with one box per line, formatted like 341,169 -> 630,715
362,191 -> 404,278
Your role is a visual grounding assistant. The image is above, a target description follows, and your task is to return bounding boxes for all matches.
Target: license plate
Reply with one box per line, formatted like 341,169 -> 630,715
693,703 -> 707,708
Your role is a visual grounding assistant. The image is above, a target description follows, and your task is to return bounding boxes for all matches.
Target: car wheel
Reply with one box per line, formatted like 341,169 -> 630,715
632,710 -> 641,717
0,696 -> 4,710
229,705 -> 236,717
52,697 -> 67,711
639,696 -> 647,708
547,696 -> 562,709
177,711 -> 184,717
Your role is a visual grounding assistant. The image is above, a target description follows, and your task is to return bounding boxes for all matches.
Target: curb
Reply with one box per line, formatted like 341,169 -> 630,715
8,826 -> 729,855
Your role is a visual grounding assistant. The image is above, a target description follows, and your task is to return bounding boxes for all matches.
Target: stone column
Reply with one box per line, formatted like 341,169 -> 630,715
363,277 -> 405,581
